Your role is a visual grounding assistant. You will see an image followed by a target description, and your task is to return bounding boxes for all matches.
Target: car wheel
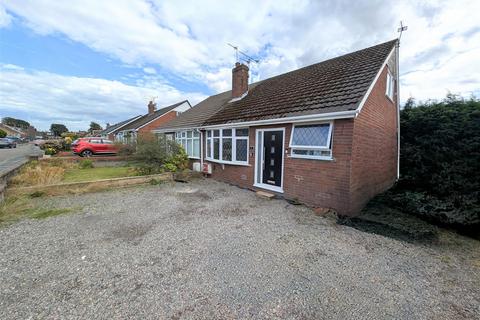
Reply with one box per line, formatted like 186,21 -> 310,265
81,150 -> 93,157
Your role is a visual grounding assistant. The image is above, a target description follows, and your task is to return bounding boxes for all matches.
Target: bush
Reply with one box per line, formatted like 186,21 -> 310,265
41,140 -> 62,153
0,129 -> 6,138
380,95 -> 480,229
79,159 -> 94,169
132,133 -> 188,174
115,142 -> 136,156
44,147 -> 58,155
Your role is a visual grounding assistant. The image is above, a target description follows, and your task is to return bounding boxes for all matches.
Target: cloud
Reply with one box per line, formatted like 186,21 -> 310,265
0,4 -> 12,27
0,64 -> 206,131
143,67 -> 157,74
2,0 -> 480,107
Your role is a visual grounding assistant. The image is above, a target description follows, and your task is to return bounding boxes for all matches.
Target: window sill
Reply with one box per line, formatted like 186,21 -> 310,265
188,156 -> 200,160
288,155 -> 334,161
205,158 -> 250,166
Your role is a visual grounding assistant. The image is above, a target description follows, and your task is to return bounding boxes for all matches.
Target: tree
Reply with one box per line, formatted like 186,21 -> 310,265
0,129 -> 6,138
2,117 -> 30,129
50,124 -> 68,137
89,122 -> 103,133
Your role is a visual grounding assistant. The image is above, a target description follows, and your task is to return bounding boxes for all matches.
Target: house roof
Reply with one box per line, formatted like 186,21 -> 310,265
156,39 -> 397,131
99,115 -> 142,135
120,100 -> 190,131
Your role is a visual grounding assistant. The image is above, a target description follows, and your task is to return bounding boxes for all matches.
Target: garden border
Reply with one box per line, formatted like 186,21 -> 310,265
6,172 -> 174,197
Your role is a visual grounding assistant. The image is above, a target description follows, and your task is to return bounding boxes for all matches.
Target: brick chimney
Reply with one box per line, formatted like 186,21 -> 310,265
232,62 -> 249,98
147,100 -> 156,115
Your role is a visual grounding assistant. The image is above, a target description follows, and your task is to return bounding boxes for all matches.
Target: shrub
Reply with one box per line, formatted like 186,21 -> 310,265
132,133 -> 188,174
44,147 -> 58,155
0,129 -> 6,138
378,95 -> 480,229
79,159 -> 94,169
115,142 -> 136,156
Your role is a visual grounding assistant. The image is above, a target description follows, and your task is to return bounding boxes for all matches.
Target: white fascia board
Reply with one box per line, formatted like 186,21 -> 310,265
137,110 -> 175,131
199,110 -> 357,129
355,46 -> 396,116
108,115 -> 142,134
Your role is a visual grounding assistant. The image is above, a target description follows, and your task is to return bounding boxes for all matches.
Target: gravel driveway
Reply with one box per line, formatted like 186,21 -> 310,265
0,179 -> 479,319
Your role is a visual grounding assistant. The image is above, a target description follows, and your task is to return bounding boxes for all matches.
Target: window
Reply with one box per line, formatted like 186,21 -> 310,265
386,70 -> 395,100
175,130 -> 200,158
89,139 -> 102,144
290,123 -> 333,160
206,128 -> 249,164
102,139 -> 113,144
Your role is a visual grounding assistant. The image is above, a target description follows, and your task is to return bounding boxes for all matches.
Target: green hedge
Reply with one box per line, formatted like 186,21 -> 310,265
382,94 -> 480,229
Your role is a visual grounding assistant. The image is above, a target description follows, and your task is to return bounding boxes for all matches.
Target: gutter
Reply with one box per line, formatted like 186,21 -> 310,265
198,110 -> 357,130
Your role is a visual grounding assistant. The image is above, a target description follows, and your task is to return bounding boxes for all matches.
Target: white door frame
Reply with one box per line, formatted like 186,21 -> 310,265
253,127 -> 285,193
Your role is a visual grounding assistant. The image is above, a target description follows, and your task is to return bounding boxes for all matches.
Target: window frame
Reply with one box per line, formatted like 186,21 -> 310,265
174,129 -> 200,159
205,127 -> 249,166
289,121 -> 334,160
386,69 -> 395,101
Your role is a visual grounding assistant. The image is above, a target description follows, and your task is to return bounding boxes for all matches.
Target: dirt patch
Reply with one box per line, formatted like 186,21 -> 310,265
106,223 -> 154,244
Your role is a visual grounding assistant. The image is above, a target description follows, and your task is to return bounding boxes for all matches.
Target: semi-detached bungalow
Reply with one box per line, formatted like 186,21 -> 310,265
154,40 -> 400,216
115,100 -> 191,143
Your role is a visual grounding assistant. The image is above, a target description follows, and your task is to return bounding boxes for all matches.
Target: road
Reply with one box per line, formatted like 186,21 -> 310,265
0,144 -> 39,176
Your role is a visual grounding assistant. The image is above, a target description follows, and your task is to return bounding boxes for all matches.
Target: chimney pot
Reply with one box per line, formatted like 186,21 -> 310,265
232,63 -> 249,98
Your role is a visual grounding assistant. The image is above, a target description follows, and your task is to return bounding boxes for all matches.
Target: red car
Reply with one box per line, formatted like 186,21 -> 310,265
72,138 -> 117,157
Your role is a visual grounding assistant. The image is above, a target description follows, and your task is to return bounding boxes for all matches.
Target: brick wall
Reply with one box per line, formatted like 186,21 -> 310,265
138,111 -> 177,134
348,66 -> 398,214
205,121 -> 355,214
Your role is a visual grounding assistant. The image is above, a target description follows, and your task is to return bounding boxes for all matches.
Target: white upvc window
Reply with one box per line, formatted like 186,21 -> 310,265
175,130 -> 200,158
289,122 -> 333,160
205,128 -> 249,165
386,69 -> 395,101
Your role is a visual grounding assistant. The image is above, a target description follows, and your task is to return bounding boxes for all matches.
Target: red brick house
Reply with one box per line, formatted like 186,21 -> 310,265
99,115 -> 142,141
114,100 -> 191,143
154,40 -> 400,216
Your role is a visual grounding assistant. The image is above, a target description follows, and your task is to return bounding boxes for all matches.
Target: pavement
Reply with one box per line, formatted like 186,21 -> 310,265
0,144 -> 39,176
0,179 -> 479,319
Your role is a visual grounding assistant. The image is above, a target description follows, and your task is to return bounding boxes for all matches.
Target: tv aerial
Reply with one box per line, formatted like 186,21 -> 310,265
227,43 -> 259,66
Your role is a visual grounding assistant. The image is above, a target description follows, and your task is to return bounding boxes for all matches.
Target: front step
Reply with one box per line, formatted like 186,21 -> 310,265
256,190 -> 275,200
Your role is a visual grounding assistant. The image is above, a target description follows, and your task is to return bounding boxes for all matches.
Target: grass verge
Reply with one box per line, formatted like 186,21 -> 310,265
0,195 -> 77,225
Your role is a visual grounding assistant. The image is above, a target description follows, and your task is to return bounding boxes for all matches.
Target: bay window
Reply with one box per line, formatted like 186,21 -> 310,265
290,122 -> 333,160
175,130 -> 200,158
206,128 -> 249,164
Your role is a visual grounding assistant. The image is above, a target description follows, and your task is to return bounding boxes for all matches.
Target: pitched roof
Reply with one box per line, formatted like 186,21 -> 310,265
99,115 -> 142,135
120,100 -> 189,131
156,39 -> 397,131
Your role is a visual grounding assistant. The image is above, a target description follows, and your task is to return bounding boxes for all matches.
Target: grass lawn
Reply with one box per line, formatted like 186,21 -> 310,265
62,167 -> 136,183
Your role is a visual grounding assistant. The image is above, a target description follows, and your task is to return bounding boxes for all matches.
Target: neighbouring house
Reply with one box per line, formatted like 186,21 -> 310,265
0,123 -> 26,138
116,100 -> 191,143
154,40 -> 400,216
99,115 -> 142,141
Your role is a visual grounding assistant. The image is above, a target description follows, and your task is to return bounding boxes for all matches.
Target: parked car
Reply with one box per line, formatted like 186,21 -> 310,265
6,136 -> 25,144
71,138 -> 117,157
0,138 -> 17,148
